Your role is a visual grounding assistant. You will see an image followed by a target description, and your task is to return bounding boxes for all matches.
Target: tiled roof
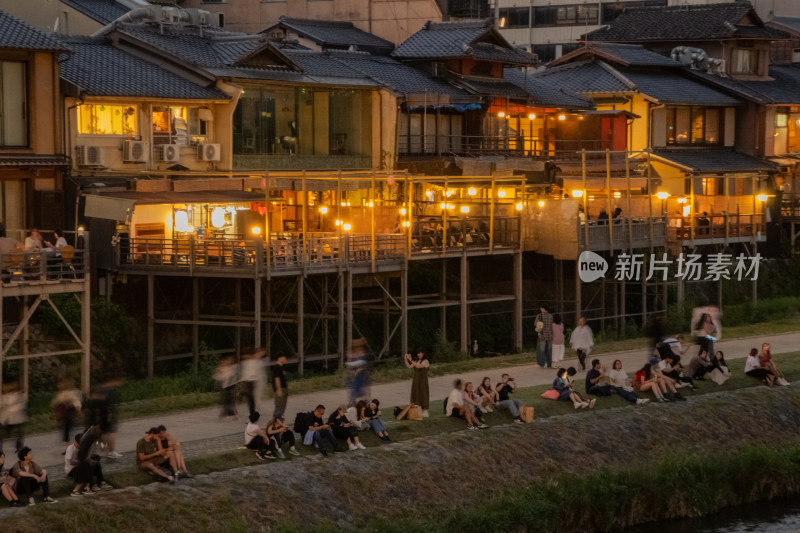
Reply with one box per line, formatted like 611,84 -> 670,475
279,50 -> 378,86
450,74 -> 530,99
503,68 -> 592,108
0,9 -> 68,51
623,71 -> 741,106
532,61 -> 634,95
651,150 -> 777,173
688,65 -> 800,105
552,43 -> 680,68
267,17 -> 394,54
768,16 -> 800,36
0,154 -> 69,166
58,36 -> 229,100
329,53 -> 471,98
392,20 -> 537,65
61,0 -> 130,25
584,3 -> 788,42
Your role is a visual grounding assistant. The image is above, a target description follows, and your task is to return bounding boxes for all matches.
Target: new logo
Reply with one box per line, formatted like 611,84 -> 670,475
578,251 -> 608,283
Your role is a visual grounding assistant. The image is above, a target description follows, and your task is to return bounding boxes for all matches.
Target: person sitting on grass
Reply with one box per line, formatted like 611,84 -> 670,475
360,399 -> 391,441
686,349 -> 713,381
745,348 -> 776,387
477,377 -> 499,413
759,343 -> 789,386
585,359 -> 615,398
157,426 -> 192,478
66,430 -> 111,496
304,405 -> 339,456
11,447 -> 57,504
447,379 -> 484,430
607,360 -> 649,405
328,404 -> 366,451
0,451 -> 23,507
136,429 -> 177,482
658,354 -> 697,391
265,416 -> 300,459
462,382 -> 488,427
495,374 -> 524,424
634,363 -> 669,402
245,412 -> 277,460
707,350 -> 732,385
554,368 -> 592,409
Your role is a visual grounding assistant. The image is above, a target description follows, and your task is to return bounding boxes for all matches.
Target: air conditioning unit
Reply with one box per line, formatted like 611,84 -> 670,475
123,140 -> 149,163
75,145 -> 104,167
200,12 -> 221,27
197,143 -> 221,162
162,6 -> 180,24
159,143 -> 181,163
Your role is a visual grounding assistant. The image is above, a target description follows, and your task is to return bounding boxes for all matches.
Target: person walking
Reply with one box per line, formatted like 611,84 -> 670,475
271,354 -> 288,419
551,314 -> 565,369
534,304 -> 554,368
569,316 -> 594,371
404,348 -> 430,417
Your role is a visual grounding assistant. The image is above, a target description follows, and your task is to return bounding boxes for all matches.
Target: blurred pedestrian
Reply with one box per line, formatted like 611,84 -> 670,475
552,314 -> 565,369
272,354 -> 288,419
240,348 -> 266,418
85,376 -> 123,459
0,382 -> 27,454
213,356 -> 238,419
52,380 -> 82,452
569,316 -> 593,371
691,303 -> 721,357
347,339 -> 371,406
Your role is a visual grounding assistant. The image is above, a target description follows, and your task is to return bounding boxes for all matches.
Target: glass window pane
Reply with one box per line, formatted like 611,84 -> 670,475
675,108 -> 690,144
705,109 -> 720,144
1,61 -> 27,146
691,108 -> 704,144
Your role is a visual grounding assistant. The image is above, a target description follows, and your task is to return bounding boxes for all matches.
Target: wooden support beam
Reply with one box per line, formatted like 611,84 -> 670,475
298,275 -> 304,375
401,263 -> 408,356
192,277 -> 199,373
513,251 -> 523,353
460,254 -> 469,353
147,274 -> 154,377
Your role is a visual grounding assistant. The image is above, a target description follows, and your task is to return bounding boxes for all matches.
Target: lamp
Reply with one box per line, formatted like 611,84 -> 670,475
211,207 -> 226,229
498,112 -> 506,118
498,190 -> 507,198
342,223 -> 352,231
175,210 -> 192,233
538,200 -> 545,207
613,192 -> 621,199
460,205 -> 469,213
757,194 -> 769,202
251,226 -> 261,235
468,187 -> 477,196
319,206 -> 328,214
515,202 -> 524,211
528,114 -> 536,120
571,190 -> 584,198
558,115 -> 566,121
399,207 -> 407,215
656,192 -> 669,200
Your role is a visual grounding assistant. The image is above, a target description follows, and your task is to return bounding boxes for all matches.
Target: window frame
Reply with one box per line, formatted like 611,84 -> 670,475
731,48 -> 759,75
0,60 -> 29,148
77,103 -> 138,137
666,106 -> 725,147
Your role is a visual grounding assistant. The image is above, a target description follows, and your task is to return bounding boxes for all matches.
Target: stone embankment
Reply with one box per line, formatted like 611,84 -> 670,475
6,385 -> 800,532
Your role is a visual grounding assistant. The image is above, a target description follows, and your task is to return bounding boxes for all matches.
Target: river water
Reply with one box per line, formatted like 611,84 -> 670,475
625,499 -> 800,533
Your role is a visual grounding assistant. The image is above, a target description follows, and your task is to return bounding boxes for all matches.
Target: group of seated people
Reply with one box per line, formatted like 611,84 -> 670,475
446,374 -> 526,428
135,425 -> 192,483
745,342 -> 790,387
244,411 -> 302,460
0,447 -> 58,506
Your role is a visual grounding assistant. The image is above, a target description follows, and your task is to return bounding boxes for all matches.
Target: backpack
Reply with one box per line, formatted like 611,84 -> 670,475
293,411 -> 309,435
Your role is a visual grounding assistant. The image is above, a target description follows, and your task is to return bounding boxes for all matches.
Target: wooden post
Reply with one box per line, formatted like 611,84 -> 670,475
440,258 -> 447,341
192,277 -> 199,372
406,171 -> 412,257
490,177 -> 496,252
338,272 -> 345,368
302,172 -> 308,265
147,274 -> 154,377
255,278 -> 263,352
513,251 -> 523,352
234,278 -> 241,359
371,173 -> 376,270
0,281 -> 4,392
22,297 -> 28,394
82,270 -> 92,395
582,149 -> 589,249
346,270 -> 353,360
297,275 -> 304,375
460,254 -> 468,353
442,176 -> 449,255
606,149 -> 613,251
401,262 -> 408,356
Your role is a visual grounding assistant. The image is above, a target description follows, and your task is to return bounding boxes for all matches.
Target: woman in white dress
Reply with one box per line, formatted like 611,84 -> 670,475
569,316 -> 594,370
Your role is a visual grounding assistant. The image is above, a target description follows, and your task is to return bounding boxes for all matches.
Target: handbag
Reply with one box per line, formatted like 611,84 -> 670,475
535,321 -> 544,333
540,389 -> 559,400
407,405 -> 424,421
395,404 -> 411,420
709,368 -> 729,385
519,405 -> 534,423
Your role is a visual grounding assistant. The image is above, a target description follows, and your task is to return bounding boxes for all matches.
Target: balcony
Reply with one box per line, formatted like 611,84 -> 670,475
579,217 -> 667,252
0,248 -> 88,296
399,134 -> 614,159
667,213 -> 766,244
410,216 -> 520,255
233,154 -> 372,171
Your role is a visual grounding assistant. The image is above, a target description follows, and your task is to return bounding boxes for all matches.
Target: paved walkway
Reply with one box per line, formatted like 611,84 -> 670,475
18,331 -> 800,476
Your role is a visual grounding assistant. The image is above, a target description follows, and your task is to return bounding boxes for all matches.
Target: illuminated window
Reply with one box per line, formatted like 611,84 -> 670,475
731,48 -> 758,75
153,105 -> 208,145
666,107 -> 723,146
78,104 -> 137,135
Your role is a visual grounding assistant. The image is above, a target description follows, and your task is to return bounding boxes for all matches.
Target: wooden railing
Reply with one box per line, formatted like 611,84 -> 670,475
578,217 -> 667,251
410,217 -> 520,254
667,213 -> 765,242
0,248 -> 88,284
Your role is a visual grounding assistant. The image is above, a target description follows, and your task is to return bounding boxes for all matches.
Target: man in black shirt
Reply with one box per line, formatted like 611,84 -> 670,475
272,355 -> 288,418
304,405 -> 338,456
585,359 -> 612,401
495,374 -> 524,424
